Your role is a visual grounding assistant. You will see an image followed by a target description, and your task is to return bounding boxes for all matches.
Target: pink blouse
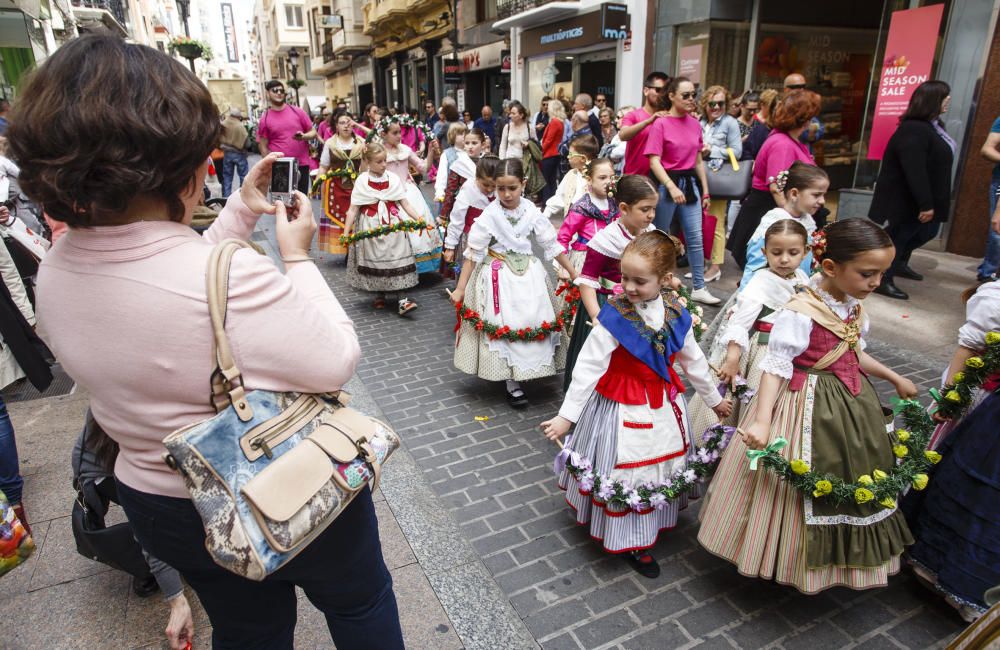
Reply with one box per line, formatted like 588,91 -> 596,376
385,143 -> 426,187
752,132 -> 815,191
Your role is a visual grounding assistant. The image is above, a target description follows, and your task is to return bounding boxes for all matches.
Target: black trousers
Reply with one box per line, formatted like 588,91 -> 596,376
540,156 -> 560,203
297,164 -> 312,195
117,481 -> 403,650
884,220 -> 940,282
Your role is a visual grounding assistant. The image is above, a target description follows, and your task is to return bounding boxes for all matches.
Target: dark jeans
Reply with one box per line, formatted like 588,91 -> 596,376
884,219 -> 940,282
297,164 -> 312,195
222,151 -> 249,197
0,395 -> 21,504
540,156 -> 560,203
117,480 -> 403,650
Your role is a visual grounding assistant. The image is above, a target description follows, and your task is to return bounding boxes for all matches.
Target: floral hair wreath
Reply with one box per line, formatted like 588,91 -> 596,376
810,227 -> 828,272
365,114 -> 437,144
770,169 -> 791,193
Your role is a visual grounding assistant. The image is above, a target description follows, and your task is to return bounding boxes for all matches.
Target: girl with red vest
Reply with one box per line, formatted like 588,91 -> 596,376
698,219 -> 919,594
542,231 -> 732,578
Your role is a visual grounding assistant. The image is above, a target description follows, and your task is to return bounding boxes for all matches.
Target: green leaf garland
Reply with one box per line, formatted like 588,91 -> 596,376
340,220 -> 430,246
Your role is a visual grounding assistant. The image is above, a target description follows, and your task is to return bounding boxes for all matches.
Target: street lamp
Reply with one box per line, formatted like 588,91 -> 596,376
175,0 -> 195,73
287,47 -> 300,106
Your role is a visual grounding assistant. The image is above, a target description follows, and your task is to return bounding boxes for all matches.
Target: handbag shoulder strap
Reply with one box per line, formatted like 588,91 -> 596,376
207,239 -> 255,422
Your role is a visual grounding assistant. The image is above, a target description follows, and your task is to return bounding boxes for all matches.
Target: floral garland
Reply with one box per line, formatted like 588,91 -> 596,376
340,220 -> 431,246
560,424 -> 736,511
810,228 -> 828,273
929,331 -> 1000,420
365,114 -> 437,144
311,163 -> 359,194
456,282 -> 580,343
673,285 -> 706,341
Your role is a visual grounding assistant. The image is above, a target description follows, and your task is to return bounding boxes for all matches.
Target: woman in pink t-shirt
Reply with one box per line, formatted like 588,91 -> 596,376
642,76 -> 719,305
727,90 -> 820,268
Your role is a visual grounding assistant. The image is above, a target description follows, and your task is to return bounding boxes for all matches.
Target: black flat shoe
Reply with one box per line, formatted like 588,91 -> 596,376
875,281 -> 909,300
506,388 -> 529,409
132,574 -> 160,598
896,264 -> 923,281
625,550 -> 660,578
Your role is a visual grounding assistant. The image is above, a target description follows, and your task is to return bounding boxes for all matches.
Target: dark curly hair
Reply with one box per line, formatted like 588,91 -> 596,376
771,90 -> 821,133
8,34 -> 221,227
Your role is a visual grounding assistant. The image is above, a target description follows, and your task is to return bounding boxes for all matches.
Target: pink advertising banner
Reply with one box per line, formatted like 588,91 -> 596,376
677,45 -> 702,86
867,4 -> 944,160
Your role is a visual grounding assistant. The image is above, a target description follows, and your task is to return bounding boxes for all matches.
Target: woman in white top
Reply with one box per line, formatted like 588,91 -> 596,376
498,101 -> 532,161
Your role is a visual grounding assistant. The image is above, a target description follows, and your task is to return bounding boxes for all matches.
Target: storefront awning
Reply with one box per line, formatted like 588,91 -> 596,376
491,2 -> 582,32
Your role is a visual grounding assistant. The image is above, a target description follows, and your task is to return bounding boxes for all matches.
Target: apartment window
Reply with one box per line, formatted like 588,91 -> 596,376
285,5 -> 304,28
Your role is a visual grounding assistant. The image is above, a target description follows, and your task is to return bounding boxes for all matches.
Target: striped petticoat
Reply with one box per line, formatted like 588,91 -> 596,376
696,376 -> 902,594
557,393 -> 690,554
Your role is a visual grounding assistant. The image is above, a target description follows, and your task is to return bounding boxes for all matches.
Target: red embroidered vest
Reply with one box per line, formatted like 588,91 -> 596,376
790,322 -> 864,396
596,347 -> 685,408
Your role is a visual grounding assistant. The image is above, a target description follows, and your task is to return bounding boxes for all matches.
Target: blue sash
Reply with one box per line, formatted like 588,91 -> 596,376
597,292 -> 691,384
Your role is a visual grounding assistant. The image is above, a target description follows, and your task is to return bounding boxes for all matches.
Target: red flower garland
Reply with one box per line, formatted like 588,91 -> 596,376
455,282 -> 581,342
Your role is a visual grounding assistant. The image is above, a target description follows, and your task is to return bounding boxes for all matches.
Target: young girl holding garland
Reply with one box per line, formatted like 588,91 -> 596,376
433,122 -> 468,209
443,156 -> 499,266
450,158 -> 577,409
344,143 -> 427,315
698,219 -> 919,594
557,158 -> 619,274
440,128 -> 487,224
542,231 -> 733,577
563,175 -> 659,390
737,161 -> 828,289
687,220 -> 810,439
901,277 -> 1000,621
380,118 -> 442,275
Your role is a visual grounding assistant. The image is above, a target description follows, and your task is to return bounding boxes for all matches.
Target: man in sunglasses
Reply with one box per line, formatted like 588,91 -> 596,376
256,79 -> 317,194
618,71 -> 671,177
784,73 -> 824,150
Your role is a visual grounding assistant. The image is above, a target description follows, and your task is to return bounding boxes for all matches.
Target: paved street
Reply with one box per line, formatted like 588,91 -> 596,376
0,194 -> 980,648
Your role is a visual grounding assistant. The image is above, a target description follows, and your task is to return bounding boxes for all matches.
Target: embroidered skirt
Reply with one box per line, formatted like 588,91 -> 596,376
319,176 -> 351,255
346,210 -> 419,293
697,371 -> 912,594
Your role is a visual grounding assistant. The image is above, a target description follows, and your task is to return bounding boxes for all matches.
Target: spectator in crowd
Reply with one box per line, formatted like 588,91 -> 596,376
257,79 -> 317,194
619,71 -> 669,177
0,100 -> 9,136
499,100 -> 531,161
591,92 -> 608,118
598,107 -> 617,146
218,108 -> 249,198
727,89 -> 820,269
699,85 -> 742,283
12,35 -> 404,648
359,102 -> 382,137
744,88 -> 778,160
434,98 -> 461,141
531,96 -> 550,142
727,94 -> 743,119
540,99 -> 566,202
569,110 -> 592,139
977,115 -> 1000,280
870,80 -> 955,300
317,108 -> 334,142
601,106 -> 633,174
474,105 -> 498,151
463,110 -> 474,129
784,73 -> 823,149
424,99 -> 439,129
573,93 -> 603,147
737,91 -> 760,148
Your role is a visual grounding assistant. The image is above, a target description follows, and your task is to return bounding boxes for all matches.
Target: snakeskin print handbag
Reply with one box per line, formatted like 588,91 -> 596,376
162,239 -> 399,581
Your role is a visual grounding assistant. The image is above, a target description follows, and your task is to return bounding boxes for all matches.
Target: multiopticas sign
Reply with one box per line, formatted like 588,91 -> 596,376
540,27 -> 584,45
521,3 -> 631,58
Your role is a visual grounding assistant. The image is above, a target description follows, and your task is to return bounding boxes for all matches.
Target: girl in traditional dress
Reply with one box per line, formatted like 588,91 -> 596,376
557,158 -> 619,274
901,278 -> 1000,621
687,219 -> 810,438
443,155 -> 499,267
449,158 -> 577,409
562,175 -> 658,391
380,117 -> 443,275
698,218 -> 919,594
440,128 -> 487,224
542,231 -> 733,577
316,111 -> 366,256
434,123 -> 468,212
738,161 -> 827,289
344,143 -> 426,315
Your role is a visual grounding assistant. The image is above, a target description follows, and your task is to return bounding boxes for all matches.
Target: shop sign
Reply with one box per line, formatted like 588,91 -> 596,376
521,4 -> 631,58
501,50 -> 511,74
457,41 -> 506,73
867,4 -> 944,160
457,89 -> 466,113
220,3 -> 239,63
623,30 -> 631,52
444,58 -> 462,84
677,45 -> 702,85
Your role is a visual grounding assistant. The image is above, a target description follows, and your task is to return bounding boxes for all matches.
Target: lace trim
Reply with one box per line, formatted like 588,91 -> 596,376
759,354 -> 793,379
721,325 -> 750,351
809,276 -> 860,314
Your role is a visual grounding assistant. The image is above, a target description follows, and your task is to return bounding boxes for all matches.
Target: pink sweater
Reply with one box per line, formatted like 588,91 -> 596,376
35,194 -> 361,498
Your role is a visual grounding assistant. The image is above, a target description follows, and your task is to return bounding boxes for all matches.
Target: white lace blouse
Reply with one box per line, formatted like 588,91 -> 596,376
958,281 -> 1000,350
720,268 -> 809,352
758,278 -> 869,379
464,198 -> 563,263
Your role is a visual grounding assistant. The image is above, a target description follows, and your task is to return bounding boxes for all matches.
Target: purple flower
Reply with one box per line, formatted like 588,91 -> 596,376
576,456 -> 593,472
696,448 -> 711,463
683,469 -> 698,483
578,472 -> 595,492
596,479 -> 614,501
738,388 -> 757,404
648,493 -> 668,510
717,382 -> 728,398
664,478 -> 673,489
569,451 -> 584,468
626,491 -> 643,510
709,450 -> 719,462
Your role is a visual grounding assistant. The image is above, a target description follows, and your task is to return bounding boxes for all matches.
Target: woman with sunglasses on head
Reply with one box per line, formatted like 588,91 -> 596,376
698,85 -> 742,284
643,76 -> 720,305
600,106 -> 634,174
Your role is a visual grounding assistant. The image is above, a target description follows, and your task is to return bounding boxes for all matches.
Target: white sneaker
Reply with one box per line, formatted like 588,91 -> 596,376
685,270 -> 722,282
691,287 -> 722,305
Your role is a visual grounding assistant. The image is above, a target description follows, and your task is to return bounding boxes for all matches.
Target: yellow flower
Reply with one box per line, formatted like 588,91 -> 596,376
951,372 -> 965,384
857,474 -> 874,485
855,488 -> 874,504
924,450 -> 942,464
945,390 -> 962,403
873,469 -> 889,482
912,474 -> 928,490
895,430 -> 910,443
893,445 -> 909,458
790,459 -> 810,475
985,331 -> 1000,345
813,480 -> 833,498
879,497 -> 897,509
966,356 -> 985,369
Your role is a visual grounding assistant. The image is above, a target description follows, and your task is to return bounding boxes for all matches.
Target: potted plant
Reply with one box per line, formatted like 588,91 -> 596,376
287,78 -> 306,90
168,36 -> 213,61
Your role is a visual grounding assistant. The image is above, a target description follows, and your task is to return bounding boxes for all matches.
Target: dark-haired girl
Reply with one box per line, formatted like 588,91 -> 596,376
450,159 -> 577,408
699,219 -> 919,594
542,231 -> 732,578
442,155 -> 499,265
738,161 -> 828,288
557,158 -> 618,274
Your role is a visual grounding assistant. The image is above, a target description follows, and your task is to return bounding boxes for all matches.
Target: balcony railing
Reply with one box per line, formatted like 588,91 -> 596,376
323,40 -> 334,63
496,0 -> 570,19
72,0 -> 128,29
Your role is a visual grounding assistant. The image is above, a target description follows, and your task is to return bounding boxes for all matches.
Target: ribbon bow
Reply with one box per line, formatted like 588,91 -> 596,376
746,437 -> 788,471
890,395 -> 923,415
552,435 -> 574,475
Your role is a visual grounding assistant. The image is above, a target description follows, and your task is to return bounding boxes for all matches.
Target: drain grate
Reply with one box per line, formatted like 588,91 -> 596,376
2,364 -> 75,403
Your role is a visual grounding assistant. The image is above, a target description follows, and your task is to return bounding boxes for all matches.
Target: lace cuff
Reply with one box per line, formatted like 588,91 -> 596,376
541,238 -> 564,261
464,246 -> 487,264
759,354 -> 794,379
575,275 -> 601,290
721,325 -> 750,352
